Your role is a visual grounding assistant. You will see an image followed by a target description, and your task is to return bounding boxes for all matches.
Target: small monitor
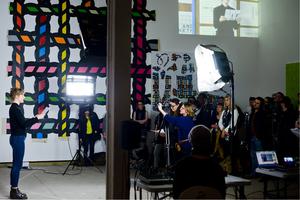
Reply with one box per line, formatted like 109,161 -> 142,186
66,75 -> 95,103
283,157 -> 295,167
256,151 -> 278,167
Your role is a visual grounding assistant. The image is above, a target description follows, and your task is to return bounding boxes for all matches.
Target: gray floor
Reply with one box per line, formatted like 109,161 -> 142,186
0,164 -> 299,199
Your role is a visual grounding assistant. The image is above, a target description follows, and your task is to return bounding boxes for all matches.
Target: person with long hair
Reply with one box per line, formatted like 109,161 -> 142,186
211,103 -> 225,163
218,95 -> 239,174
169,98 -> 182,116
167,98 -> 182,165
248,97 -> 266,176
277,96 -> 298,161
157,102 -> 195,159
9,88 -> 46,199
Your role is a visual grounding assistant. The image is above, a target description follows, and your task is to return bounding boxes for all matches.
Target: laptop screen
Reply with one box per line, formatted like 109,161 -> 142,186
256,151 -> 278,167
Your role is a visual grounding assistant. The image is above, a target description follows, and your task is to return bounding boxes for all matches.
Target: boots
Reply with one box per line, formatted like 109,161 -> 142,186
10,188 -> 28,199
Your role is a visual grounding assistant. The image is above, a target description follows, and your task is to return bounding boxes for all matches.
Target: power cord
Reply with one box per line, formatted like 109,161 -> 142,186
22,138 -> 84,176
25,165 -> 83,176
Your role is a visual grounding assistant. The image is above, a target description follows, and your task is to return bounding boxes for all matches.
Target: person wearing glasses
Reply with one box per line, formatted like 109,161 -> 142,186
167,98 -> 183,165
157,102 -> 195,159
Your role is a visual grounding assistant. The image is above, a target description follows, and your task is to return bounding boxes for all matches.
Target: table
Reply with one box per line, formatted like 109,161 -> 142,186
133,175 -> 251,199
255,167 -> 299,198
225,175 -> 251,199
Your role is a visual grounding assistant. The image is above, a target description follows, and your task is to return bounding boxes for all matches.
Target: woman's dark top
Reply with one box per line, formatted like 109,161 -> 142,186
135,109 -> 146,120
9,103 -> 38,136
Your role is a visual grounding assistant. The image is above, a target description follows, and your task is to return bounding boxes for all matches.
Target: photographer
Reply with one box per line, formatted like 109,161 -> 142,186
157,102 -> 195,160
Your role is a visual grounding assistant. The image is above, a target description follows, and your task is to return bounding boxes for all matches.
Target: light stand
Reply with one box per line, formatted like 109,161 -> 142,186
63,138 -> 103,175
229,61 -> 235,153
165,126 -> 171,167
195,44 -> 238,174
63,139 -> 83,175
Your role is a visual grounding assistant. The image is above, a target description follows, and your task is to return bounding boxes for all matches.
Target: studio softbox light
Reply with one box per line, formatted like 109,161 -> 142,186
195,44 -> 232,92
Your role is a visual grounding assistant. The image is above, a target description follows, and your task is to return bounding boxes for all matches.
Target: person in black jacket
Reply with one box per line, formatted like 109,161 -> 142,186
173,125 -> 226,199
9,88 -> 46,199
248,97 -> 266,176
213,0 -> 240,37
277,96 -> 298,161
194,93 -> 212,128
78,105 -> 100,165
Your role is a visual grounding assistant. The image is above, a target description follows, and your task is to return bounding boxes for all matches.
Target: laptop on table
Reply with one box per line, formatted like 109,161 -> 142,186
256,151 -> 297,172
256,151 -> 279,169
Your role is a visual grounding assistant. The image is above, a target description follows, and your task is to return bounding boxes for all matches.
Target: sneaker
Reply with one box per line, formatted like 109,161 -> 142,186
10,188 -> 28,199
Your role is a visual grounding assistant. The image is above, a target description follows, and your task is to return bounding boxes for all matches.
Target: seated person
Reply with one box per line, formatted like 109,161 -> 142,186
173,125 -> 226,199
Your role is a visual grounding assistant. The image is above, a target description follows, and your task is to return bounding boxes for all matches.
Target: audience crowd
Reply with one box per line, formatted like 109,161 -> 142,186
131,91 -> 299,198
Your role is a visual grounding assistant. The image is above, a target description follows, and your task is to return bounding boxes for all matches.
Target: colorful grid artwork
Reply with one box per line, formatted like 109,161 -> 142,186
6,0 -> 158,138
6,0 -> 107,138
131,0 -> 158,110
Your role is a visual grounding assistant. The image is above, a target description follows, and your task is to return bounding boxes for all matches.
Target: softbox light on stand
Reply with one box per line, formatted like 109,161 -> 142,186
195,44 -> 236,154
195,44 -> 232,92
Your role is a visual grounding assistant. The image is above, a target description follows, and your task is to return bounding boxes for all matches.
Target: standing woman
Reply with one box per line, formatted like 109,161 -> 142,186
133,101 -> 149,130
218,95 -> 239,174
211,103 -> 224,162
133,101 -> 149,141
157,102 -> 195,160
167,98 -> 182,165
9,88 -> 45,199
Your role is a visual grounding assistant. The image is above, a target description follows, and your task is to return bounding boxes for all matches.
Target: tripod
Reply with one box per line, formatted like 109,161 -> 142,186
153,119 -> 173,172
63,138 -> 103,175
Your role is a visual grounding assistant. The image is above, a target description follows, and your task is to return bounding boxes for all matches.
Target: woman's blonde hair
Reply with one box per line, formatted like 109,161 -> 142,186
9,88 -> 24,101
183,102 -> 195,117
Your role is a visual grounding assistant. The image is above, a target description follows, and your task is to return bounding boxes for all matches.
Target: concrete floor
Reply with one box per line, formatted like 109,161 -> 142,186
0,164 -> 298,199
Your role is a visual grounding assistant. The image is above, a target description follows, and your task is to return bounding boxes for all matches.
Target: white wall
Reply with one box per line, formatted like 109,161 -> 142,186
258,0 -> 299,96
147,0 -> 299,105
147,0 -> 260,110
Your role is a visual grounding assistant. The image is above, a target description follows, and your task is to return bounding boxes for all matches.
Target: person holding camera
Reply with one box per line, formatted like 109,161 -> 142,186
157,102 -> 195,160
9,88 -> 46,199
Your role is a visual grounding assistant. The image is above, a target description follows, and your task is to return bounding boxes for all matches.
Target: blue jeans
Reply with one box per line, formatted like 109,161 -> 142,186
10,135 -> 26,187
250,137 -> 262,175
